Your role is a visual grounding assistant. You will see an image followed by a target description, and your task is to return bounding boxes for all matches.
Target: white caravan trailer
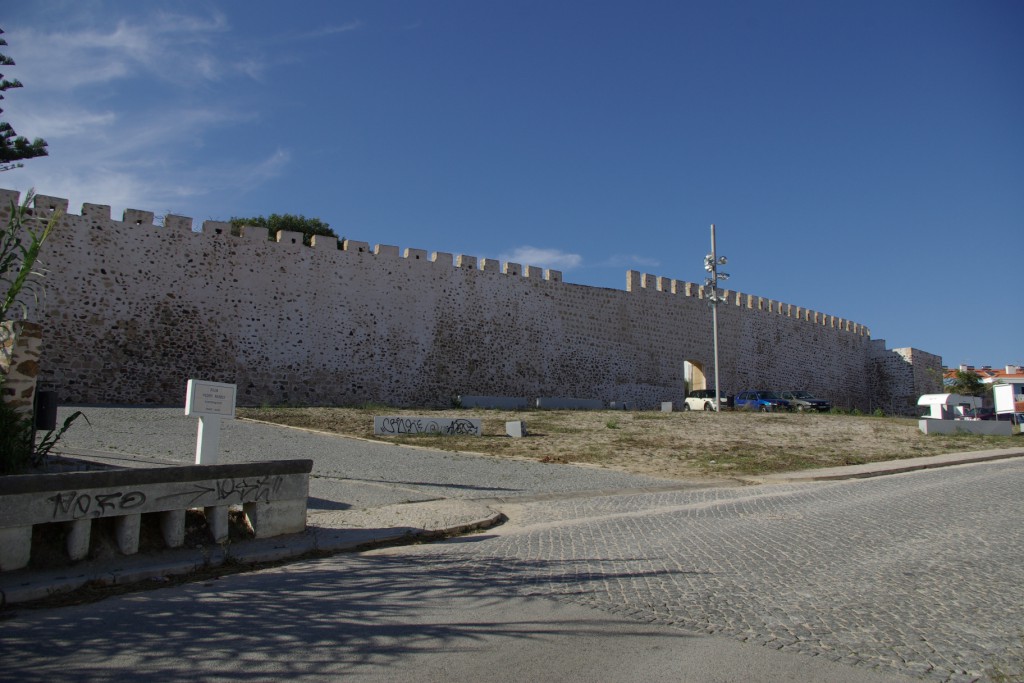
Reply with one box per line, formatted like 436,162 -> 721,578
917,393 -> 981,420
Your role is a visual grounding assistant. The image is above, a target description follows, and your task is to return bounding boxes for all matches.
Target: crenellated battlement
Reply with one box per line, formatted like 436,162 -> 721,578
626,270 -> 870,338
0,189 -> 567,283
0,187 -> 863,333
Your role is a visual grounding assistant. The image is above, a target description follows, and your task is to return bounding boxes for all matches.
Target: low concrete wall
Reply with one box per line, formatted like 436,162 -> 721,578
0,459 -> 312,572
458,395 -> 530,409
918,419 -> 1014,436
535,397 -> 604,410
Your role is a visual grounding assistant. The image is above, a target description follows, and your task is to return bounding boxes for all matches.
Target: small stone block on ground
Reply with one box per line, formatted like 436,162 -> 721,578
661,402 -> 673,412
506,421 -> 527,438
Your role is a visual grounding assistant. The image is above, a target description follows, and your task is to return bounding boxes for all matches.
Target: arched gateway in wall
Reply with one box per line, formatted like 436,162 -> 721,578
684,360 -> 707,393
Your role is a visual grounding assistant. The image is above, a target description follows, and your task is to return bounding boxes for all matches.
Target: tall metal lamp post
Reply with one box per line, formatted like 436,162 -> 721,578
703,224 -> 729,412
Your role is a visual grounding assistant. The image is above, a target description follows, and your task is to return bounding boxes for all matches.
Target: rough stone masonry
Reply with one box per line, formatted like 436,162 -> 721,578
0,188 -> 941,411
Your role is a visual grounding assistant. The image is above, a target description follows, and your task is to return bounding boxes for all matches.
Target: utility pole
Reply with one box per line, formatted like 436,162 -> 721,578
703,224 -> 729,411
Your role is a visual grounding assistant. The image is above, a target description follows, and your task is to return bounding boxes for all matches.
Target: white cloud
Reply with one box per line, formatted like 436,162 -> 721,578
599,254 -> 661,269
299,22 -> 364,39
9,12 -> 239,92
15,108 -> 118,138
9,146 -> 292,224
0,8 -> 306,219
0,6 -> 371,224
499,246 -> 583,270
9,165 -> 171,220
224,148 -> 292,192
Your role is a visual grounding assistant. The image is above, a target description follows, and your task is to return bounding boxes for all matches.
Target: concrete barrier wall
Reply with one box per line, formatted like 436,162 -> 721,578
458,395 -> 530,409
535,397 -> 605,410
0,459 -> 312,572
918,419 -> 1014,436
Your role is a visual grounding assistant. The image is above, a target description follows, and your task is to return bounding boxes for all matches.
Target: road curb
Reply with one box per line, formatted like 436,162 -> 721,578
748,448 -> 1024,484
0,506 -> 505,608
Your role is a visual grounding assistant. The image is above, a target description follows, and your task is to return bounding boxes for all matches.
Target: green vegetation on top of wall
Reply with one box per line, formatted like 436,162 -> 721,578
229,214 -> 336,247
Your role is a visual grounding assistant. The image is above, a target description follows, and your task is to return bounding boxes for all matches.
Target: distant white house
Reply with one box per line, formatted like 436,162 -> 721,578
945,363 -> 1024,390
955,365 -> 1024,419
937,364 -> 1023,431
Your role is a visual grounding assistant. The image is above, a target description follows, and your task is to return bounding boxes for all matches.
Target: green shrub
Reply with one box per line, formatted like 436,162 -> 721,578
0,399 -> 33,474
0,190 -> 82,474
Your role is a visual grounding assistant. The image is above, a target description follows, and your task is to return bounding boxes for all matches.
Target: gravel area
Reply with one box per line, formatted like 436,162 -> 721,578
52,406 -> 723,510
237,405 -> 1022,478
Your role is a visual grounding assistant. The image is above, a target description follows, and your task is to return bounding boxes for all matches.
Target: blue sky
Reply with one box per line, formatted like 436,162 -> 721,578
3,1 -> 1022,369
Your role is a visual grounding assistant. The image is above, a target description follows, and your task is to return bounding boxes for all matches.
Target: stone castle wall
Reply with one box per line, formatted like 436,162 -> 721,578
2,188 -> 930,409
869,344 -> 943,415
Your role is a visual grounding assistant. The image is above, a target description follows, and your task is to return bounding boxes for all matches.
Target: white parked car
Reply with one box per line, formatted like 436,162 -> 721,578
683,389 -> 726,411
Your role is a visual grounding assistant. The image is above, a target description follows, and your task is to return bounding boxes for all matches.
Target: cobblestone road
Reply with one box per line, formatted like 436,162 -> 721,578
371,460 -> 1024,682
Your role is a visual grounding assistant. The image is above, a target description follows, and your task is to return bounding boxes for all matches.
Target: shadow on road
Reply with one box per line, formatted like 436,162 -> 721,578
0,552 -> 701,680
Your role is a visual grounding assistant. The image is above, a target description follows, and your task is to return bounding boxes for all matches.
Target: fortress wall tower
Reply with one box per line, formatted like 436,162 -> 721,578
1,188 -> 926,409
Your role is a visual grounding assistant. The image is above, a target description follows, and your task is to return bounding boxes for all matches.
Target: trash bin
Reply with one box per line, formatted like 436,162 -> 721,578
35,390 -> 57,431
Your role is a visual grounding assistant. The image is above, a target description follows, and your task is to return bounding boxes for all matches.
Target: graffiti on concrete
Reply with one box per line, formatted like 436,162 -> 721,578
47,490 -> 147,520
373,416 -> 482,437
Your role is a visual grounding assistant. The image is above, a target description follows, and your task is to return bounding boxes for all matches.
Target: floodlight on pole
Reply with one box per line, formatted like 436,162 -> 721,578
703,224 -> 729,412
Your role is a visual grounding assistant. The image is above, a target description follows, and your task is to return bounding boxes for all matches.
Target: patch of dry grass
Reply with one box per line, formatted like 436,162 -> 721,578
237,406 -> 1020,479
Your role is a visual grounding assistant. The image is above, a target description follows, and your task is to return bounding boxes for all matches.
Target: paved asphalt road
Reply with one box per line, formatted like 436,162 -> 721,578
2,408 -> 1021,682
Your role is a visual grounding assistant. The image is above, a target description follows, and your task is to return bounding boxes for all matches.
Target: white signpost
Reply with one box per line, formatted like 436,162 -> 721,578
185,379 -> 237,465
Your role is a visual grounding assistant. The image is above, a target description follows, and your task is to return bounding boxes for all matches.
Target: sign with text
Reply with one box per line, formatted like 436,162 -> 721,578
373,416 -> 482,437
185,380 -> 237,419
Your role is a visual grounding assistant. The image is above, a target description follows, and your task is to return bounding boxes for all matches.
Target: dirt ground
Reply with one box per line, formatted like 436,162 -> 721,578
238,406 -> 1020,479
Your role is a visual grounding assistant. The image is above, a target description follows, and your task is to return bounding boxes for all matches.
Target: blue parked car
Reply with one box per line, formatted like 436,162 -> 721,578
733,390 -> 791,412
